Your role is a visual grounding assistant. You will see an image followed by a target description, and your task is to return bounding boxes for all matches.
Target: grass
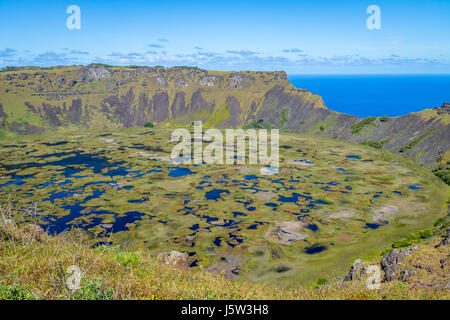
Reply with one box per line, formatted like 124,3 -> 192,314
0,205 -> 448,300
361,140 -> 388,149
0,127 -> 448,287
400,128 -> 437,153
351,117 -> 376,135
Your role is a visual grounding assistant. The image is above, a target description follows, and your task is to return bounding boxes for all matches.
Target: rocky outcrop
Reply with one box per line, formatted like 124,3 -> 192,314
151,75 -> 168,87
9,121 -> 44,135
198,75 -> 223,87
0,219 -> 48,242
226,73 -> 254,88
435,102 -> 450,115
80,64 -> 112,83
435,227 -> 450,248
343,259 -> 367,281
380,247 -> 416,282
156,251 -> 189,270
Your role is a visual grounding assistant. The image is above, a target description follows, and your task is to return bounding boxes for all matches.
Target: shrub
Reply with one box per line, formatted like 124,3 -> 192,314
313,278 -> 329,288
115,251 -> 140,267
0,284 -> 37,300
351,117 -> 376,135
243,119 -> 265,129
379,116 -> 389,122
144,122 -> 154,128
72,277 -> 115,300
361,140 -> 388,149
400,128 -> 437,153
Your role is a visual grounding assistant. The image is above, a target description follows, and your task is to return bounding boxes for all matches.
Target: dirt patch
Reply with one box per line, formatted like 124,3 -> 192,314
372,205 -> 399,224
264,221 -> 308,245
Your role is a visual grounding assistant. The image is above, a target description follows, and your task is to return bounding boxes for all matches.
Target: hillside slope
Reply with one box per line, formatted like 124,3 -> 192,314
0,65 -> 448,169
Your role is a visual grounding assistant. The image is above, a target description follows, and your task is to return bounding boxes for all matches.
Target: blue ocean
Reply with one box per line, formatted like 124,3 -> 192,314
288,74 -> 450,118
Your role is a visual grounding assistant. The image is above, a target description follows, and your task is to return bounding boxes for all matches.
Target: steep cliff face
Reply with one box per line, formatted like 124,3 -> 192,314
0,64 -> 449,168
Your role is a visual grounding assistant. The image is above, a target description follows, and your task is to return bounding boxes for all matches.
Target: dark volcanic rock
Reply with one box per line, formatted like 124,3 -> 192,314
171,91 -> 188,122
435,102 -> 450,115
42,103 -> 62,127
220,96 -> 242,127
9,121 -> 44,135
190,89 -> 214,118
101,88 -> 135,128
24,102 -> 38,115
151,92 -> 169,122
66,98 -> 82,125
435,227 -> 450,248
0,103 -> 7,127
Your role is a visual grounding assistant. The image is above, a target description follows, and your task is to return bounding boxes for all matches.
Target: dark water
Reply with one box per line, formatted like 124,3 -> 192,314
288,74 -> 450,117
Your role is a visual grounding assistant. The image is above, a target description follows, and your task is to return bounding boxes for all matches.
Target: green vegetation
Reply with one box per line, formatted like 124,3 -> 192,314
399,128 -> 437,153
243,119 -> 265,129
278,108 -> 289,127
0,283 -> 37,300
0,127 -> 448,287
433,167 -> 450,185
144,122 -> 154,128
1,215 -> 448,300
381,214 -> 449,255
72,278 -> 115,300
379,116 -> 390,122
361,140 -> 388,149
351,117 -> 377,135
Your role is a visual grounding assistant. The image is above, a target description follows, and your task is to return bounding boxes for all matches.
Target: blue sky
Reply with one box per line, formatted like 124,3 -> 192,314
0,0 -> 449,74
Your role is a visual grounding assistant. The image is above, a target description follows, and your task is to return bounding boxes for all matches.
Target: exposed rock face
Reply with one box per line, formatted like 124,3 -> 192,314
151,75 -> 168,87
0,103 -> 7,127
0,219 -> 48,242
199,75 -> 223,87
380,247 -> 416,282
435,102 -> 450,115
175,75 -> 188,88
66,98 -> 82,125
435,227 -> 450,248
80,64 -> 112,83
226,73 -> 254,88
0,65 -> 448,169
343,259 -> 367,281
343,231 -> 449,288
9,121 -> 44,135
157,251 -> 189,270
220,96 -> 242,127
